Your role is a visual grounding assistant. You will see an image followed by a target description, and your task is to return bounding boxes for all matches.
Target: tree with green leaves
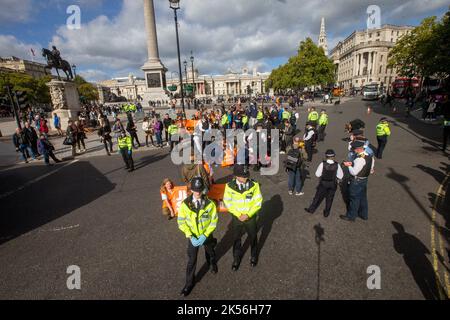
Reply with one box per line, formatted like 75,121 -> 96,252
0,72 -> 52,105
266,38 -> 335,93
388,7 -> 450,81
74,75 -> 99,102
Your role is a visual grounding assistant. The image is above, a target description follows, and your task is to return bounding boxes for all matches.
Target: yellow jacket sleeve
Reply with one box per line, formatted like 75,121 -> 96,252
248,183 -> 263,218
177,202 -> 192,238
384,125 -> 391,136
204,202 -> 218,237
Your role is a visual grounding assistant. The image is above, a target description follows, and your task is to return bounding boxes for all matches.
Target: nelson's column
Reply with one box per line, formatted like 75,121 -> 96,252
141,0 -> 170,104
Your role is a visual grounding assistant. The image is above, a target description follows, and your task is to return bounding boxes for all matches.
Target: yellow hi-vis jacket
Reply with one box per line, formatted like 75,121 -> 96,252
221,114 -> 229,126
223,179 -> 263,219
118,136 -> 132,150
282,111 -> 291,120
319,113 -> 328,126
257,111 -> 264,120
177,195 -> 218,238
376,122 -> 391,137
308,111 -> 319,121
168,124 -> 178,135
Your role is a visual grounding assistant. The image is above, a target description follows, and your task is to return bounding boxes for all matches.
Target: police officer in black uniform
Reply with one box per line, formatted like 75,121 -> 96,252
305,149 -> 344,217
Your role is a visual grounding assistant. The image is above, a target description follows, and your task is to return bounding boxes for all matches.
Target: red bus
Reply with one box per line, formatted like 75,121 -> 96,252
391,77 -> 420,98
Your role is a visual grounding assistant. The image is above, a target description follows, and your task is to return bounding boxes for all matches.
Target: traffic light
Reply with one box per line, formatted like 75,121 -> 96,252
14,90 -> 28,109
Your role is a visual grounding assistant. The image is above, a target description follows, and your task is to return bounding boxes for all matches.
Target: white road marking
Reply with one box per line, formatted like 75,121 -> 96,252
0,160 -> 79,200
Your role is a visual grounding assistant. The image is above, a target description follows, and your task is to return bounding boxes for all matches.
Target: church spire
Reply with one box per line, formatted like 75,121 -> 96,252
318,17 -> 328,56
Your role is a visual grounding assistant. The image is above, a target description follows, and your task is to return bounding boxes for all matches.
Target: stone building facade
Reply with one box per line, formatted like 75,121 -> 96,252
330,25 -> 414,90
0,56 -> 50,79
97,68 -> 269,103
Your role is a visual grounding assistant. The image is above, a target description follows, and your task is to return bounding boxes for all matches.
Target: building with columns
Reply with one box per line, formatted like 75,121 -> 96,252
97,67 -> 269,103
0,56 -> 50,79
330,24 -> 414,90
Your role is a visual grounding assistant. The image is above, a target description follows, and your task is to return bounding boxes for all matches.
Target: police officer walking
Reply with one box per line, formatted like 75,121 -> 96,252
305,149 -> 343,217
317,109 -> 328,142
340,141 -> 375,222
303,124 -> 315,162
376,117 -> 391,159
118,131 -> 134,172
224,165 -> 263,270
307,107 -> 319,127
178,177 -> 218,296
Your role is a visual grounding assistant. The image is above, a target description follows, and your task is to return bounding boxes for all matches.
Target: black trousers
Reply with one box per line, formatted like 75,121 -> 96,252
305,141 -> 313,161
129,131 -> 140,148
119,149 -> 134,170
377,136 -> 388,159
232,215 -> 258,262
186,236 -> 217,288
443,126 -> 450,151
103,137 -> 113,153
308,183 -> 337,215
318,125 -> 326,141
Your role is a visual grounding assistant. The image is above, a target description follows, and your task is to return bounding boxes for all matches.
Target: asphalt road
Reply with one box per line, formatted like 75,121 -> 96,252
0,97 -> 448,300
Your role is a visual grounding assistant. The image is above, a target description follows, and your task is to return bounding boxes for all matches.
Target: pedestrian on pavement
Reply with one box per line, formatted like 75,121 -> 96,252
98,120 -> 113,156
223,164 -> 263,271
153,116 -> 164,148
160,178 -> 176,220
285,136 -> 306,196
24,121 -> 39,157
142,117 -> 154,147
75,120 -> 86,153
12,127 -> 36,163
65,120 -> 78,157
37,133 -> 61,166
163,113 -> 172,144
126,113 -> 140,149
117,131 -> 134,172
340,141 -> 375,222
178,177 -> 218,297
303,124 -> 316,162
376,117 -> 391,159
53,113 -> 63,136
318,109 -> 328,142
39,119 -> 49,139
305,149 -> 343,217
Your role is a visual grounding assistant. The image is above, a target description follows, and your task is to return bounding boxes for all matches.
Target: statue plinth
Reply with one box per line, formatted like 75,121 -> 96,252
141,60 -> 171,105
46,79 -> 81,127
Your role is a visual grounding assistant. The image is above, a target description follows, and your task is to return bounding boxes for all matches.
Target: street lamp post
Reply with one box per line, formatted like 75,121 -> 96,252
72,64 -> 77,78
169,0 -> 185,116
190,51 -> 195,98
183,60 -> 188,97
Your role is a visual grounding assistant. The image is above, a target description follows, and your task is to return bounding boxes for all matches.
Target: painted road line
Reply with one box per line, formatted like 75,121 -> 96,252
0,159 -> 79,200
431,173 -> 450,299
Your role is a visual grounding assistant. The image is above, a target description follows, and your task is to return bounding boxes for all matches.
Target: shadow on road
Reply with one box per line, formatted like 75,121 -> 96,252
392,221 -> 448,300
0,161 -> 116,245
314,223 -> 325,300
133,152 -> 169,171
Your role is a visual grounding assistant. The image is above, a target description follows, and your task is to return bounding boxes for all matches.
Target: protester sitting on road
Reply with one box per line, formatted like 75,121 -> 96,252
37,133 -> 61,166
160,178 -> 177,220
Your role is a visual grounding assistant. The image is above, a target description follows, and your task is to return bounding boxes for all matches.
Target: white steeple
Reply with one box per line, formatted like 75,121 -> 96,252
318,17 -> 328,56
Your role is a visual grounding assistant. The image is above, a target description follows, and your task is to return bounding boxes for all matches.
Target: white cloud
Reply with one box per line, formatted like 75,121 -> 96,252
39,0 -> 450,81
78,68 -> 109,82
0,0 -> 33,24
0,35 -> 45,63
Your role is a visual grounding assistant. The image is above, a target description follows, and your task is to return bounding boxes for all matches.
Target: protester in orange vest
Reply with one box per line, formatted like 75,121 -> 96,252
160,178 -> 177,220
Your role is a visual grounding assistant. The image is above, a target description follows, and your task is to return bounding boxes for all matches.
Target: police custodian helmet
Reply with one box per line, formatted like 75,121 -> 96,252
190,177 -> 205,192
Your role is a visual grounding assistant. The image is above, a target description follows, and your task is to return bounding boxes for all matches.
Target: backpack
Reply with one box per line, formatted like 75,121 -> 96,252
290,112 -> 297,126
285,149 -> 302,171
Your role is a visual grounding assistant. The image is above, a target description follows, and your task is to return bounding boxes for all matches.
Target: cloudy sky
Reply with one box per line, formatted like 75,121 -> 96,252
0,0 -> 448,82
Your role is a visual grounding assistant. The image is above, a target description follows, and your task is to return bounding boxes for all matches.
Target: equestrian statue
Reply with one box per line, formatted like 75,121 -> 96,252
42,46 -> 74,81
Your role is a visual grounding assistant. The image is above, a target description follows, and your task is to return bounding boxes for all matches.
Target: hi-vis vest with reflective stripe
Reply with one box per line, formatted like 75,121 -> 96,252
257,111 -> 264,120
282,111 -> 291,120
242,115 -> 249,125
177,195 -> 218,238
376,122 -> 391,136
168,124 -> 178,135
223,179 -> 263,219
308,111 -> 319,121
319,114 -> 328,126
221,114 -> 229,125
118,136 -> 132,150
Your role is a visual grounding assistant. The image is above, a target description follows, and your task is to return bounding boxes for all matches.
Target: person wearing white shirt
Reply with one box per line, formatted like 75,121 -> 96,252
305,149 -> 343,217
303,125 -> 316,162
340,141 -> 375,222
